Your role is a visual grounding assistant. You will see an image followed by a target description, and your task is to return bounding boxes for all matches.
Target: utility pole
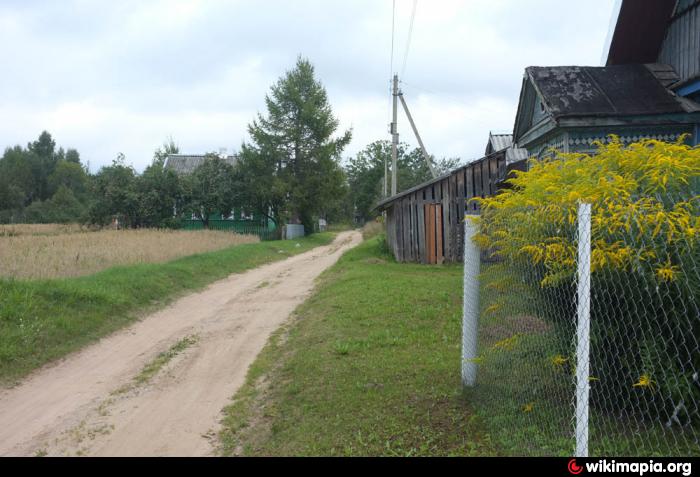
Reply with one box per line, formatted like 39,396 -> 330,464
399,91 -> 437,178
383,155 -> 388,197
391,74 -> 399,196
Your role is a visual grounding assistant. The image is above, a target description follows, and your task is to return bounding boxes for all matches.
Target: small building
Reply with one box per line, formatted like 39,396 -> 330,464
376,136 -> 523,264
486,132 -> 529,183
512,0 -> 700,161
163,153 -> 272,231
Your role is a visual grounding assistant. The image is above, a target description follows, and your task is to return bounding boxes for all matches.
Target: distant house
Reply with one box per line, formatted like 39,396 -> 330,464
163,154 -> 238,175
512,0 -> 700,164
163,153 -> 256,223
485,132 -> 529,181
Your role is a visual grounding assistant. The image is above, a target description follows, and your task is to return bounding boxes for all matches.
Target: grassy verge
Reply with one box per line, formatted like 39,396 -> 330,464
0,232 -> 334,383
469,262 -> 700,457
218,235 -> 495,456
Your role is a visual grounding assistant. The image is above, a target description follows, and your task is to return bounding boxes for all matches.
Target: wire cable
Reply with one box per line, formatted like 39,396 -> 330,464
387,0 -> 396,124
400,0 -> 418,79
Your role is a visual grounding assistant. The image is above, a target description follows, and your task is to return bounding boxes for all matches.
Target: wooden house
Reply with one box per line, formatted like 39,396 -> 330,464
512,0 -> 700,161
377,0 -> 700,265
376,135 -> 526,264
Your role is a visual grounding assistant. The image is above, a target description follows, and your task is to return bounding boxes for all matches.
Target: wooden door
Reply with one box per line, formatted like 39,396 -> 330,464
424,203 -> 444,264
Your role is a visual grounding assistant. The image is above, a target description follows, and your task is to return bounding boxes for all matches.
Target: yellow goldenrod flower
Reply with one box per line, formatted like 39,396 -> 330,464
656,262 -> 679,282
493,335 -> 519,352
522,402 -> 535,413
633,374 -> 655,389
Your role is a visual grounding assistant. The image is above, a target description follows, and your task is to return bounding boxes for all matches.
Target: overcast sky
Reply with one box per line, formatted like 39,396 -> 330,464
0,0 -> 617,172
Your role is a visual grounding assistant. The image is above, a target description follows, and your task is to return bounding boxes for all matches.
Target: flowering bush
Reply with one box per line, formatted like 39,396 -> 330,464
475,136 -> 699,287
474,137 -> 699,429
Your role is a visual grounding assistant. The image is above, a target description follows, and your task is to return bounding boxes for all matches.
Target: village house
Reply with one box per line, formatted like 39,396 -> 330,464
378,0 -> 700,265
164,152 -> 238,175
375,135 -> 524,264
163,152 -> 253,222
512,0 -> 700,165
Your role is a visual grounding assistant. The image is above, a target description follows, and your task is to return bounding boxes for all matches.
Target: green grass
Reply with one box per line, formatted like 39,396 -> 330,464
133,335 -> 198,386
0,232 -> 334,383
218,235 -> 496,456
467,261 -> 700,457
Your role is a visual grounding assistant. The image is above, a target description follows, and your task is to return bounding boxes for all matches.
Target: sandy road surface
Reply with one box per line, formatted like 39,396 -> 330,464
0,231 -> 361,456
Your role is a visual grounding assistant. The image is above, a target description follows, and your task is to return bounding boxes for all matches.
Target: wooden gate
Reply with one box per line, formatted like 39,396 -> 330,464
424,203 -> 444,264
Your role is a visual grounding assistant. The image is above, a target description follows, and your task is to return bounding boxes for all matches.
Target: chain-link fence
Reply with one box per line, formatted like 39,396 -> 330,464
462,193 -> 699,457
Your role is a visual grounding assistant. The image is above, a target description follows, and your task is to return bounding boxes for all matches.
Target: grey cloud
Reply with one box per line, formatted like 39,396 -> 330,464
0,0 -> 616,171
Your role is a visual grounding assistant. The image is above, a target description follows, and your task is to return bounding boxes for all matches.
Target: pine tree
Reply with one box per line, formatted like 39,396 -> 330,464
238,56 -> 351,232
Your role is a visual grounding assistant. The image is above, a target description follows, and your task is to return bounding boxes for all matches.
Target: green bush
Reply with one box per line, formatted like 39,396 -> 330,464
476,138 -> 700,432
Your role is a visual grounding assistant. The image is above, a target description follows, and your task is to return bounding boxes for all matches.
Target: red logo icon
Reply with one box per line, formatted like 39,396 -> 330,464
568,459 -> 584,475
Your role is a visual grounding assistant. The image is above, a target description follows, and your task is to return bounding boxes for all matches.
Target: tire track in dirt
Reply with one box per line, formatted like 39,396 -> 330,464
0,231 -> 361,456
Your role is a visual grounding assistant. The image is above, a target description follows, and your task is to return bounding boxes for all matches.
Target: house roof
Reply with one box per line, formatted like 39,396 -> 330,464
164,154 -> 238,174
505,147 -> 529,165
526,63 -> 698,120
486,132 -> 529,165
374,149 -> 507,211
605,0 -> 676,66
486,133 -> 513,154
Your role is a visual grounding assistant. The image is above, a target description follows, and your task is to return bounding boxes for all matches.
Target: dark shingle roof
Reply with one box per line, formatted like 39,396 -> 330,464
527,63 -> 700,119
164,154 -> 238,174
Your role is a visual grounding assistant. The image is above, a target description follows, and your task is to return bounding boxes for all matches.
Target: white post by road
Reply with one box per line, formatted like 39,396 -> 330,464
462,215 -> 480,387
576,202 -> 592,457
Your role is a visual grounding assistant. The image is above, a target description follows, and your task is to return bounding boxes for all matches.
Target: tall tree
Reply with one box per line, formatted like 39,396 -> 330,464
27,131 -> 58,201
28,131 -> 56,161
0,146 -> 36,207
129,139 -> 183,228
65,148 -> 81,164
238,56 -> 351,232
48,160 -> 88,198
87,154 -> 139,227
181,154 -> 237,229
152,137 -> 180,168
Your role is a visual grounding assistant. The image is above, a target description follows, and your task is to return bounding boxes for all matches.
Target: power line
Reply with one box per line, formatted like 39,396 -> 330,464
387,0 -> 396,124
400,0 -> 418,79
389,0 -> 396,78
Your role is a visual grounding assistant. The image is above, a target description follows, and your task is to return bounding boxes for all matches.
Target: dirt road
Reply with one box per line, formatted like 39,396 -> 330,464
0,231 -> 361,456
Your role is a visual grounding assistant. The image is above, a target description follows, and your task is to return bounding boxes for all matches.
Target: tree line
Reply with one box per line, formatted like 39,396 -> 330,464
0,58 -> 461,230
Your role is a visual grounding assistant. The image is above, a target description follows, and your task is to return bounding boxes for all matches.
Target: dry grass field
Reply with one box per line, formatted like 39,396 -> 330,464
0,223 -> 91,237
0,227 -> 259,279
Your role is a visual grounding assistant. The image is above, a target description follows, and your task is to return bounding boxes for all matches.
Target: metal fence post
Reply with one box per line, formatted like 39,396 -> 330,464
462,215 -> 480,387
576,202 -> 592,457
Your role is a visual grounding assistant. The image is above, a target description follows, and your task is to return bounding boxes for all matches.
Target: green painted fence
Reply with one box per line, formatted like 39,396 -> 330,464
181,219 -> 279,241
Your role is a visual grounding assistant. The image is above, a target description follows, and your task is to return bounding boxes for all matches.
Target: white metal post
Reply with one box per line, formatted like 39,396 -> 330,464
462,215 -> 480,387
576,202 -> 592,457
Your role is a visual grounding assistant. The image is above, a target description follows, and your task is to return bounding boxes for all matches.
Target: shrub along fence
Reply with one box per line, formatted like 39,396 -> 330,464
181,219 -> 279,241
461,138 -> 699,456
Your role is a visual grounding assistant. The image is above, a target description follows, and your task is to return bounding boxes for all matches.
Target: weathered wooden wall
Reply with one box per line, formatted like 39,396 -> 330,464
658,1 -> 700,84
384,151 -> 506,264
